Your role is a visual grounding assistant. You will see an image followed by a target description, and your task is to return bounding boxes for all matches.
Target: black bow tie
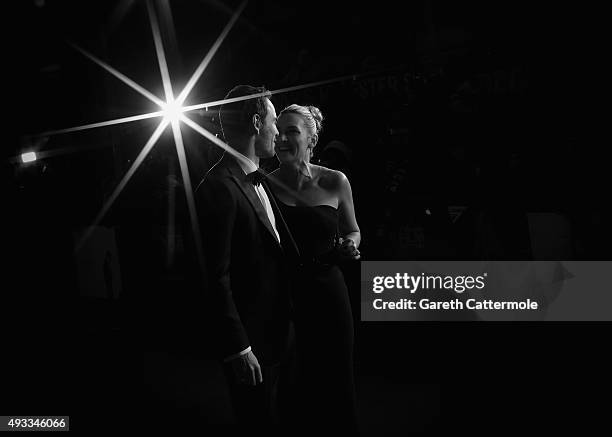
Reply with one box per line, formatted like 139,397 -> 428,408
245,170 -> 267,187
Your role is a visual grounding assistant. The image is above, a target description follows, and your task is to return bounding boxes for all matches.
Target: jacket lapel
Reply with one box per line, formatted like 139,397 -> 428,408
262,180 -> 301,260
225,161 -> 282,248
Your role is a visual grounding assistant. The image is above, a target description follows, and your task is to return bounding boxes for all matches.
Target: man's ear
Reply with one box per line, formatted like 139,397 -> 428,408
310,134 -> 318,147
252,114 -> 262,133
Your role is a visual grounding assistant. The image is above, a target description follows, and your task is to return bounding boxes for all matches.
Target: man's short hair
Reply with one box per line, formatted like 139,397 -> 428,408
219,85 -> 270,142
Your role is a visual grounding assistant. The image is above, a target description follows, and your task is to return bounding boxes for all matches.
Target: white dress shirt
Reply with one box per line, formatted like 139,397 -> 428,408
236,156 -> 280,243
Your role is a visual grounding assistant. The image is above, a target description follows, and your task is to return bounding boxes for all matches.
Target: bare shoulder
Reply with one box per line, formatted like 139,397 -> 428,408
314,165 -> 349,191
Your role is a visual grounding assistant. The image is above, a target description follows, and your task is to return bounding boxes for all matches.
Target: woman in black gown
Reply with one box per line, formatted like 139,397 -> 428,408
268,104 -> 361,434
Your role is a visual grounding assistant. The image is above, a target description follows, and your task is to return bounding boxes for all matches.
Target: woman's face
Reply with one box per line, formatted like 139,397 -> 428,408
275,113 -> 313,165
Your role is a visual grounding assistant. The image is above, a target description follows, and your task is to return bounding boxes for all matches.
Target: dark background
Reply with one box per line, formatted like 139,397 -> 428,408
3,0 -> 608,434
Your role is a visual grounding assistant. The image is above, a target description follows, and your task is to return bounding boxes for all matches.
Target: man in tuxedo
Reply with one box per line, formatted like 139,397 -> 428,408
195,85 -> 297,432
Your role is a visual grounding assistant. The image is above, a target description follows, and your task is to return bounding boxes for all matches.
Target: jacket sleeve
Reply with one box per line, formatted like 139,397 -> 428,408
197,176 -> 250,359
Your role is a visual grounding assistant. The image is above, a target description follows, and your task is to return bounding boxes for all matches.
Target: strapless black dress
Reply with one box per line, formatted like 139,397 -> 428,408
278,202 -> 358,433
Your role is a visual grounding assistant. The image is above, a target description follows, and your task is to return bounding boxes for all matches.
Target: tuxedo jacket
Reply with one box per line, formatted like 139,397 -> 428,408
195,153 -> 298,365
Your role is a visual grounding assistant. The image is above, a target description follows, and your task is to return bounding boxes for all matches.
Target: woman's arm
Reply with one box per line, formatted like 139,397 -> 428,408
337,171 -> 361,258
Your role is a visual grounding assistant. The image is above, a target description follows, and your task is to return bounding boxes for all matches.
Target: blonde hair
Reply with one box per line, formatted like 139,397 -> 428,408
279,104 -> 324,139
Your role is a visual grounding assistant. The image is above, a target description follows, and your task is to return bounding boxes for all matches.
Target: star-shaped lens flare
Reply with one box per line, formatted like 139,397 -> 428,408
20,0 -> 365,268
162,100 -> 185,123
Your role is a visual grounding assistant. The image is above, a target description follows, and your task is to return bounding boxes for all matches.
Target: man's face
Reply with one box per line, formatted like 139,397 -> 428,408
254,98 -> 278,159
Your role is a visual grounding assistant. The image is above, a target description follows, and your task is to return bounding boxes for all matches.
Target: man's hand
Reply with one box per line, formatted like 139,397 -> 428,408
229,350 -> 263,386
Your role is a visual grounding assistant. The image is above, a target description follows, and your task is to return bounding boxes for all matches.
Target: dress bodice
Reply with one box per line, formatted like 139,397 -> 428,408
278,202 -> 339,261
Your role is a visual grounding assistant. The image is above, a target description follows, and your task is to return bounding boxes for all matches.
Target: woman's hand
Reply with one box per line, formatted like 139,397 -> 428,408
337,237 -> 361,260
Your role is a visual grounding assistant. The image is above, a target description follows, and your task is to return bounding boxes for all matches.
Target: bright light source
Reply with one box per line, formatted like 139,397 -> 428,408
162,100 -> 184,123
21,152 -> 37,163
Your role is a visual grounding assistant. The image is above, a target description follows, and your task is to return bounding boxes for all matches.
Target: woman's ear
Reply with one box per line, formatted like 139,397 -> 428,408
310,134 -> 318,147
